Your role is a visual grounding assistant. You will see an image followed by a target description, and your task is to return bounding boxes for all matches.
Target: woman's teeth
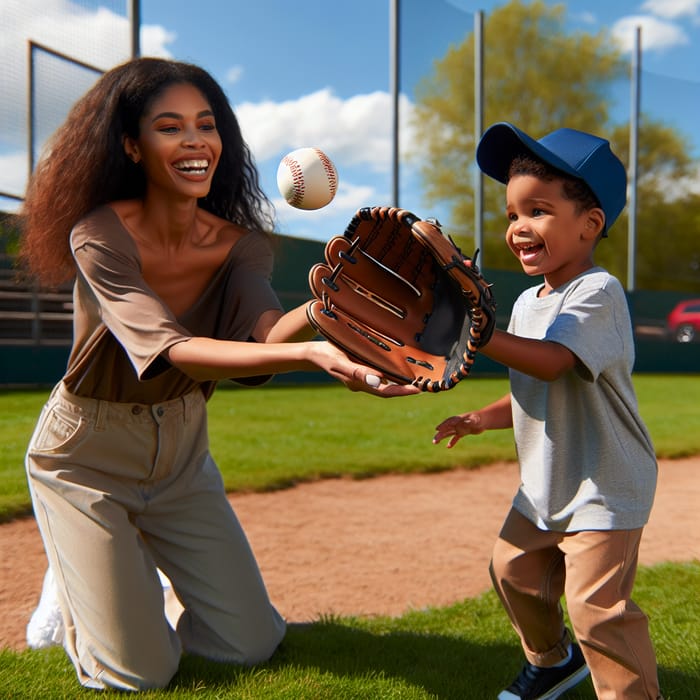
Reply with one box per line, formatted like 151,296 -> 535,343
174,160 -> 208,174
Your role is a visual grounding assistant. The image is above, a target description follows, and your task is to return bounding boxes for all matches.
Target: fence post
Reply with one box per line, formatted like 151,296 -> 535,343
627,25 -> 641,292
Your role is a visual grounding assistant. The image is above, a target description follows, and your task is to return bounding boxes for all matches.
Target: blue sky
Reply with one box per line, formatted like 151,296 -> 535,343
3,0 -> 699,241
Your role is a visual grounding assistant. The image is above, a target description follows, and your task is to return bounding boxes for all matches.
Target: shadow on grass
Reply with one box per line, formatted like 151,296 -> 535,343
173,626 -> 508,699
283,622 -> 522,698
2,624 -> 697,699
657,667 -> 700,700
173,621 -> 596,700
172,618 -> 699,699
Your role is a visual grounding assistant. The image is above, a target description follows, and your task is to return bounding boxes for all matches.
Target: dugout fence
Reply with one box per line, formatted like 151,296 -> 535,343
1,218 -> 697,386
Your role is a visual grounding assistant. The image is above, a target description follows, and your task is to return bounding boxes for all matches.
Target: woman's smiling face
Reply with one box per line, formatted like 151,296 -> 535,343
123,82 -> 222,201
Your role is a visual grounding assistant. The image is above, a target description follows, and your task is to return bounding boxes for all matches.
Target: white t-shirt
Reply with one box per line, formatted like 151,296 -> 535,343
507,267 -> 657,532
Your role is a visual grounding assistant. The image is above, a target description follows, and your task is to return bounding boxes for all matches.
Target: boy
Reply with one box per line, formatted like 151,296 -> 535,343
433,123 -> 662,700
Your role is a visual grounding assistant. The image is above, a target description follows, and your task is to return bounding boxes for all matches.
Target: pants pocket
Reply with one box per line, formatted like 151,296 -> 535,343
28,402 -> 89,456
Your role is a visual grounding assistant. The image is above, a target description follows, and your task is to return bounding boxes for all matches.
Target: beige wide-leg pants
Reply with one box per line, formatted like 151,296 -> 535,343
26,382 -> 286,691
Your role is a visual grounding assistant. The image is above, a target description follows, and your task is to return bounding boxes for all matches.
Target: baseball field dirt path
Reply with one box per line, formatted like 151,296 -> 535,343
1,457 -> 698,651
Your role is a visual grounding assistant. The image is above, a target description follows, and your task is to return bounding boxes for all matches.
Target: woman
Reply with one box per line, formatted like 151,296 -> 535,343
19,57 -> 416,691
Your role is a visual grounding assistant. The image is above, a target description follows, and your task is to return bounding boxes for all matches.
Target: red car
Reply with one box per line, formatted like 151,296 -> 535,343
666,299 -> 700,343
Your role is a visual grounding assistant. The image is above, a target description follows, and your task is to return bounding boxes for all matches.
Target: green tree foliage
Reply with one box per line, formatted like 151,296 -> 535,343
410,0 -> 700,292
0,213 -> 20,258
602,121 -> 700,291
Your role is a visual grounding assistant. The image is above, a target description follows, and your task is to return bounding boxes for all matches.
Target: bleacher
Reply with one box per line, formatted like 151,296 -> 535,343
0,259 -> 73,346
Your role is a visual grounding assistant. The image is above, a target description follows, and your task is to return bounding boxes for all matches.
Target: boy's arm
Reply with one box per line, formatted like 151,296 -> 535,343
480,329 -> 577,382
433,393 -> 512,449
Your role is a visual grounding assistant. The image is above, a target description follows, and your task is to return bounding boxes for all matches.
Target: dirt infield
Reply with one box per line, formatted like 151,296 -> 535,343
1,457 -> 698,651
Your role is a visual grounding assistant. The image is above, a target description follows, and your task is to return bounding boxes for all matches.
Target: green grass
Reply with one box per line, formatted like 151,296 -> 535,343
2,374 -> 700,521
2,562 -> 698,698
1,375 -> 699,697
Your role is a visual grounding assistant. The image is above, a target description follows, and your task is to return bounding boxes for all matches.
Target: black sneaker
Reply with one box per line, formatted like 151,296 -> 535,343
498,643 -> 590,700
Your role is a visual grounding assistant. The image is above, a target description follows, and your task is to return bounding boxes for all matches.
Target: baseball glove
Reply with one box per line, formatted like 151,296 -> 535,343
307,206 -> 497,392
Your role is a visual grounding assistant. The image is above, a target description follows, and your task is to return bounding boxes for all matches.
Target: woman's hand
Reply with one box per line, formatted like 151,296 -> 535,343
308,341 -> 421,397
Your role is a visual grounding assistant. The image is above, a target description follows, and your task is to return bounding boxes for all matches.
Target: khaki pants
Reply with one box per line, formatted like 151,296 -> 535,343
490,508 -> 661,699
26,382 -> 285,691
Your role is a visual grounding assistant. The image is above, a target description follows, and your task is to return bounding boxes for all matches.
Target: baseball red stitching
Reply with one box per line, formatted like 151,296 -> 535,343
314,148 -> 338,197
283,154 -> 305,207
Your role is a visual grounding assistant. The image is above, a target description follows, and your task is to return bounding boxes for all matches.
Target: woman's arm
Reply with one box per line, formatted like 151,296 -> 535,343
165,304 -> 319,381
164,335 -> 315,381
253,305 -> 317,344
164,333 -> 420,397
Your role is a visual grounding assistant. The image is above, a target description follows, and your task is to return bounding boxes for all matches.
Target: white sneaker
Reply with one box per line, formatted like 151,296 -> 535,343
26,567 -> 64,649
157,568 -> 172,590
26,566 -> 172,649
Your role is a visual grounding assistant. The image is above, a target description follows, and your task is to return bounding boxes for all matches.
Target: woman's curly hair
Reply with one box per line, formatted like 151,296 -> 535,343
18,57 -> 273,287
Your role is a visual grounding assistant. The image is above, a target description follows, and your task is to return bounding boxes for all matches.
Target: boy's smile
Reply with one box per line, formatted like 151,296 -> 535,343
505,174 -> 601,294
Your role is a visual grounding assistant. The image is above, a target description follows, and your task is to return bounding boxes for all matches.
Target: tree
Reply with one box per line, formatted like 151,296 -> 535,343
410,0 -> 700,293
602,121 -> 700,291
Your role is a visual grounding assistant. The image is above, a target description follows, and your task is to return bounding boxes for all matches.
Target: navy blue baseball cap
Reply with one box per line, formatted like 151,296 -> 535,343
476,122 -> 627,235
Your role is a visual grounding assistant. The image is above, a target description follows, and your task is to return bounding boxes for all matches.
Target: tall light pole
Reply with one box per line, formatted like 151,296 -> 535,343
129,0 -> 141,58
474,11 -> 484,263
390,0 -> 400,207
628,25 -> 641,291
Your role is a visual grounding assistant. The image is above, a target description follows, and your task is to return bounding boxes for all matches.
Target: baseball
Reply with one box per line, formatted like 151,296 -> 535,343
276,147 -> 338,210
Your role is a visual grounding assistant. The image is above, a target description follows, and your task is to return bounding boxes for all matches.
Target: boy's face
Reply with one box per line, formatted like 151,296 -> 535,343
504,174 -> 604,293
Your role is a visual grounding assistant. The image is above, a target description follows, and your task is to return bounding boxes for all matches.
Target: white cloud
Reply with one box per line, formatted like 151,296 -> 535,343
2,0 -> 132,71
233,88 -> 419,239
663,163 -> 700,199
1,1 -> 177,198
641,0 -> 700,20
572,10 -> 597,25
139,24 -> 176,58
611,15 -> 689,52
272,180 -> 380,239
0,151 -> 28,205
613,0 -> 700,54
236,88 -> 415,170
225,65 -> 244,84
233,88 -> 416,239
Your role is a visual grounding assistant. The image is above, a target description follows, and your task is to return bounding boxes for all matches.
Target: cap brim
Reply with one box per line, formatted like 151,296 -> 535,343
476,122 -> 580,184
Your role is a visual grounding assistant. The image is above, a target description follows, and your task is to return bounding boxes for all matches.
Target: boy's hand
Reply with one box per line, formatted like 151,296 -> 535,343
433,412 -> 484,448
